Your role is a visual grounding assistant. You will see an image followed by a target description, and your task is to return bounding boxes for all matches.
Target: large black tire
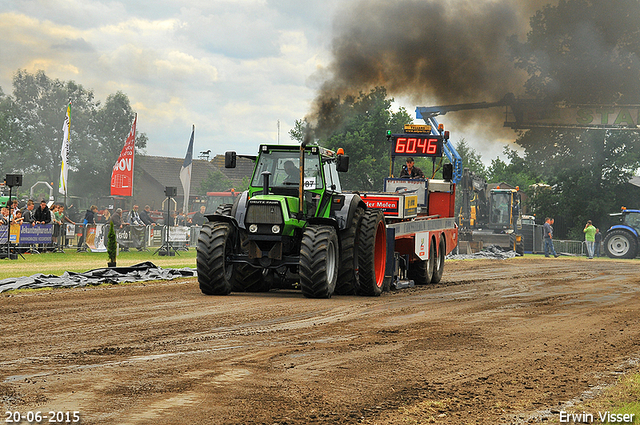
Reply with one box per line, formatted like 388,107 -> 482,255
604,229 -> 638,259
336,207 -> 364,295
408,236 -> 434,285
236,265 -> 272,292
431,235 -> 446,284
197,222 -> 235,295
214,203 -> 233,217
356,209 -> 387,296
299,225 -> 339,298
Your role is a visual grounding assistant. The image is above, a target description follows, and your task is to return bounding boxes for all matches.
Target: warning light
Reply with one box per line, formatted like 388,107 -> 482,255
516,186 -> 520,191
337,148 -> 344,155
438,123 -> 444,131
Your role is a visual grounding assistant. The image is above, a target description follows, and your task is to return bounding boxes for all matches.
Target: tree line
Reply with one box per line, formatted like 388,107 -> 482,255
0,69 -> 147,201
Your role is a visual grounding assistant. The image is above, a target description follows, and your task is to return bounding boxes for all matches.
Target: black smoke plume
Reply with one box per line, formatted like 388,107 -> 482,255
309,0 -> 554,135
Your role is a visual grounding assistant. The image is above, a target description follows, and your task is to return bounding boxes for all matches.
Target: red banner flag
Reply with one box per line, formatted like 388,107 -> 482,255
110,114 -> 137,196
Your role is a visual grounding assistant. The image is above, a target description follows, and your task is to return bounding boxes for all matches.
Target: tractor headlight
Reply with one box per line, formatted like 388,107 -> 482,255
249,224 -> 258,233
271,225 -> 280,234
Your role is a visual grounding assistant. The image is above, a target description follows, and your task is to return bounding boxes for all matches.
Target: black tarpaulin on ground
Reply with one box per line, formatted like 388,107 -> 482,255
447,244 -> 518,260
0,261 -> 197,293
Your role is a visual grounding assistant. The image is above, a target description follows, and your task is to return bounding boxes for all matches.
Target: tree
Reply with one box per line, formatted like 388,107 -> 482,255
288,119 -> 307,144
314,87 -> 413,191
2,70 -> 147,200
455,139 -> 487,178
486,146 -> 540,189
508,0 -> 640,237
11,69 -> 98,187
199,170 -> 233,194
76,91 -> 147,198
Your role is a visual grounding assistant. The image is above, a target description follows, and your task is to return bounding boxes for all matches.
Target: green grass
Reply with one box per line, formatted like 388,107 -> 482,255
0,248 -> 197,280
571,372 -> 640,424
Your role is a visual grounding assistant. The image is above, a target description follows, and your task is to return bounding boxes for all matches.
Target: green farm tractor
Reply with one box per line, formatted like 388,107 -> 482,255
196,144 -> 387,298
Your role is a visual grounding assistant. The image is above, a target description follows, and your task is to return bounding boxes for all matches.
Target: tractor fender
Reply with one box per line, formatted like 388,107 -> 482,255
331,194 -> 367,231
231,190 -> 249,230
306,216 -> 340,231
608,224 -> 639,238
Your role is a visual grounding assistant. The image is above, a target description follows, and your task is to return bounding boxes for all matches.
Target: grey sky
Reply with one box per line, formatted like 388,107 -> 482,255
0,0 -> 342,159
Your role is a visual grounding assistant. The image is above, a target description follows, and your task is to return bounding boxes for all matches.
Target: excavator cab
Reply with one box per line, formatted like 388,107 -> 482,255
488,189 -> 521,231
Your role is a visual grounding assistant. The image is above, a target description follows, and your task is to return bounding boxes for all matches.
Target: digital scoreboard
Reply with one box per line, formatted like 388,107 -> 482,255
390,134 -> 444,157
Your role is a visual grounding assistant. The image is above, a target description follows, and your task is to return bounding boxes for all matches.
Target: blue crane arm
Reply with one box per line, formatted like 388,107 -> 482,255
419,115 -> 463,184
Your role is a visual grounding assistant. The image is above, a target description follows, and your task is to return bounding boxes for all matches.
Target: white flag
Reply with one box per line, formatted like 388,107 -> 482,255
59,102 -> 71,195
179,125 -> 195,214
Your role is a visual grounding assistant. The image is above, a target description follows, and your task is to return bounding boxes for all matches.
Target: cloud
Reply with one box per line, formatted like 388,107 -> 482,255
0,1 -> 337,160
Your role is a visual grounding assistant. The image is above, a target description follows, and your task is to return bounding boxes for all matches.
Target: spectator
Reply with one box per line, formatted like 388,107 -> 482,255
543,217 -> 560,258
83,205 -> 98,226
12,210 -> 24,225
584,220 -> 596,259
191,205 -> 207,226
22,200 -> 36,226
11,199 -> 19,216
57,204 -> 75,247
34,200 -> 52,224
111,208 -> 123,229
399,157 -> 425,179
127,205 -> 144,226
77,205 -> 98,251
174,209 -> 188,226
140,205 -> 156,226
102,209 -> 111,224
51,204 -> 63,246
594,228 -> 602,258
0,207 -> 10,225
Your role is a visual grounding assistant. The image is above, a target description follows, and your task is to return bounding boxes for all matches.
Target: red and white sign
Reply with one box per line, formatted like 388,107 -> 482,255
110,115 -> 137,196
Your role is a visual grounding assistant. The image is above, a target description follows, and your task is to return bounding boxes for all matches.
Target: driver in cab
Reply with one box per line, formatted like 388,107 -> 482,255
283,160 -> 299,184
400,157 -> 425,179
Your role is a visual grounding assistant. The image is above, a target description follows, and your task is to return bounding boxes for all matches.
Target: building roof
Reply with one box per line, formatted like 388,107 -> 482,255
629,176 -> 640,188
136,154 -> 255,196
211,155 -> 255,183
136,156 -> 218,196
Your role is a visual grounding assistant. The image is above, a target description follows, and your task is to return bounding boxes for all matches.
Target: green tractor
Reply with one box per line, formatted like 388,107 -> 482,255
196,144 -> 387,298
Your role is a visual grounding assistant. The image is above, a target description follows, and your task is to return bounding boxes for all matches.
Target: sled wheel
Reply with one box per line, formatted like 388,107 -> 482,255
431,235 -> 446,284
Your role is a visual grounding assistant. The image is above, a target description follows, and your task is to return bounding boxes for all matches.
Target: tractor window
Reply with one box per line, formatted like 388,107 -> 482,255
251,151 -> 323,189
624,212 -> 640,232
323,161 -> 342,193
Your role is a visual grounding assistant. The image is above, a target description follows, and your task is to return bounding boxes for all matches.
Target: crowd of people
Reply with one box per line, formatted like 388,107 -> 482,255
78,204 -> 209,228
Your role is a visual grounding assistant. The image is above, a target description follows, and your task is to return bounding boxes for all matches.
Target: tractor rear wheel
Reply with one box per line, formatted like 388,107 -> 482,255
604,229 -> 638,259
431,235 -> 446,284
214,203 -> 233,217
356,209 -> 387,296
336,207 -> 364,295
197,222 -> 235,295
299,225 -> 339,298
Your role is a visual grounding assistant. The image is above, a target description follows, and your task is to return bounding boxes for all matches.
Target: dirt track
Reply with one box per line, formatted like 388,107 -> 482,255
2,257 -> 640,424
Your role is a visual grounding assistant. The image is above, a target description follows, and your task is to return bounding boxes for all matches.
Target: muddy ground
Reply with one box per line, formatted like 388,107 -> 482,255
1,257 -> 639,425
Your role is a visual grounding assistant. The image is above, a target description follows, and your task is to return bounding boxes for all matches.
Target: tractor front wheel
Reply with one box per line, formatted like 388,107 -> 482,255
197,222 -> 236,295
300,225 -> 339,298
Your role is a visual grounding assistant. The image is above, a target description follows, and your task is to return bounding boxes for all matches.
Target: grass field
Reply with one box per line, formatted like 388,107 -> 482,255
0,247 -> 197,280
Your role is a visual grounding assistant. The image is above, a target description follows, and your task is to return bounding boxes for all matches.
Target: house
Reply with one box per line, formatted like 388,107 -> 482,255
133,155 -> 254,212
